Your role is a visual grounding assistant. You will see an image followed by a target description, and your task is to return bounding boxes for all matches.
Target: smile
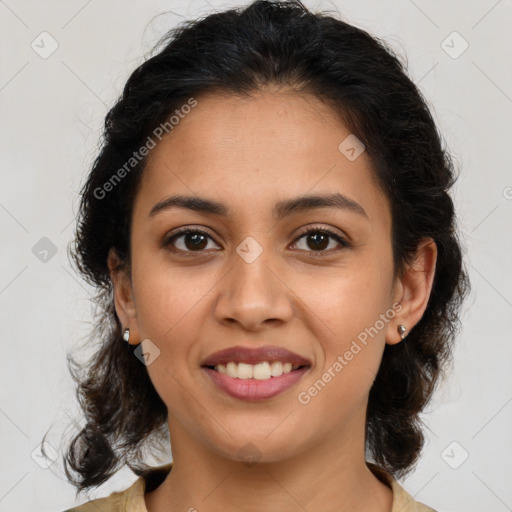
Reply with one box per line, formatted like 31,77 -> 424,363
208,361 -> 305,379
202,364 -> 310,401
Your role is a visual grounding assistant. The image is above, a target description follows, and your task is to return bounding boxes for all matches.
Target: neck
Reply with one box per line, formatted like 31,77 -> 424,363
144,421 -> 393,512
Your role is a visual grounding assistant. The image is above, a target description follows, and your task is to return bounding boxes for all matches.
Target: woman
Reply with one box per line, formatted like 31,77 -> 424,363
59,1 -> 469,510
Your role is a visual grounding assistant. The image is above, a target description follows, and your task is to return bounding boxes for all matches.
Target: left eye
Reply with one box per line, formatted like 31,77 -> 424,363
292,229 -> 349,254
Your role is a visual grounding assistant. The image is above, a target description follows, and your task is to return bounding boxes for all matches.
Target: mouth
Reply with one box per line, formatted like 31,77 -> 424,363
200,345 -> 311,401
202,361 -> 310,380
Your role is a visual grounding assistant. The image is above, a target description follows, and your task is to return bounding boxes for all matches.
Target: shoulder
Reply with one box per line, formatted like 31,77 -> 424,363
389,479 -> 437,512
62,463 -> 173,512
368,463 -> 437,512
61,478 -> 144,512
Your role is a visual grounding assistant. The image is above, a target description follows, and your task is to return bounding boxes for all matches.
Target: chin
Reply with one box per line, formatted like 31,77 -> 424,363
205,428 -> 304,465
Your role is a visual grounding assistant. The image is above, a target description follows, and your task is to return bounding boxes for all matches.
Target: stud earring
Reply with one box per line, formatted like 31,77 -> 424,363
397,324 -> 407,340
122,328 -> 130,342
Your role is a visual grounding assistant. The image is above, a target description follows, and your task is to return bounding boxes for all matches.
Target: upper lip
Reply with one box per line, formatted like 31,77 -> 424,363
201,345 -> 311,367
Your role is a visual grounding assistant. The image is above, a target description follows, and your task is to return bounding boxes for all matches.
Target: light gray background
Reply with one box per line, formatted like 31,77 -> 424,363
1,1 -> 511,511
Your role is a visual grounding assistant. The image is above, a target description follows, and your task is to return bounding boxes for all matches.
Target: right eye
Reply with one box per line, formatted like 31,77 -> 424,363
162,227 -> 221,253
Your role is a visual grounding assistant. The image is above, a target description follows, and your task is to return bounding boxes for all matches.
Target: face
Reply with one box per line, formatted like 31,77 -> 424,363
114,88 -> 406,464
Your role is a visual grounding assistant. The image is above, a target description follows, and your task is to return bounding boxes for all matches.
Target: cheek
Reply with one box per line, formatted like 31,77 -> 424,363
297,249 -> 394,398
293,274 -> 392,433
130,259 -> 214,411
294,250 -> 394,344
130,252 -> 218,365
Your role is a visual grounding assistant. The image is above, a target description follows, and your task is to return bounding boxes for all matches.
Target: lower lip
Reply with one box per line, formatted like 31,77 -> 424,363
202,366 -> 310,401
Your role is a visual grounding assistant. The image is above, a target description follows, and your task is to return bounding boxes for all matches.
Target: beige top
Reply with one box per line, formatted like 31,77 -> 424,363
64,463 -> 436,512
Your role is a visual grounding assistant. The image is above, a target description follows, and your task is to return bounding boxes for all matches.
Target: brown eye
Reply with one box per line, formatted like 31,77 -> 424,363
163,228 -> 220,252
305,232 -> 329,251
292,228 -> 349,255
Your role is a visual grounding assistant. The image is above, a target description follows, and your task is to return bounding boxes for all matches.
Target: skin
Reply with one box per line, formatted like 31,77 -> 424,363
108,87 -> 437,512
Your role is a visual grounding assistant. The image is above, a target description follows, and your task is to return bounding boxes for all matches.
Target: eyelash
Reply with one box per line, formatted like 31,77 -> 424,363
162,226 -> 350,257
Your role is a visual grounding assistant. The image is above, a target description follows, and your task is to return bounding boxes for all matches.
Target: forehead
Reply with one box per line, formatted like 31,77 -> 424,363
135,89 -> 390,226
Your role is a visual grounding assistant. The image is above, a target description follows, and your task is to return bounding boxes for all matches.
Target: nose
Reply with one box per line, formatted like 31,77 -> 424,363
213,243 -> 294,332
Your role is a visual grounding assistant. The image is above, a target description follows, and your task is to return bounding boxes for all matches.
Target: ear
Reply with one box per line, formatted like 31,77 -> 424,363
107,248 -> 140,345
386,238 -> 437,345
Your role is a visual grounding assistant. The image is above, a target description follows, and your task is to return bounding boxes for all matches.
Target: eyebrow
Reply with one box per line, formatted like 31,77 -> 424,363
149,192 -> 368,220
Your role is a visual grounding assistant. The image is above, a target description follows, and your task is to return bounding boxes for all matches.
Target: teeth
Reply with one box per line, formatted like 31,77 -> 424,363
237,362 -> 253,379
214,361 -> 299,379
270,361 -> 283,377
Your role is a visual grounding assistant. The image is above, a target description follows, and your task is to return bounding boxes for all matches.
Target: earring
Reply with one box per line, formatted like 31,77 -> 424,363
122,328 -> 130,342
397,324 -> 407,340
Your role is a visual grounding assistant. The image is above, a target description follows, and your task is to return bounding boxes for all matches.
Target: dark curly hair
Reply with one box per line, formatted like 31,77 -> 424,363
57,0 -> 470,496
